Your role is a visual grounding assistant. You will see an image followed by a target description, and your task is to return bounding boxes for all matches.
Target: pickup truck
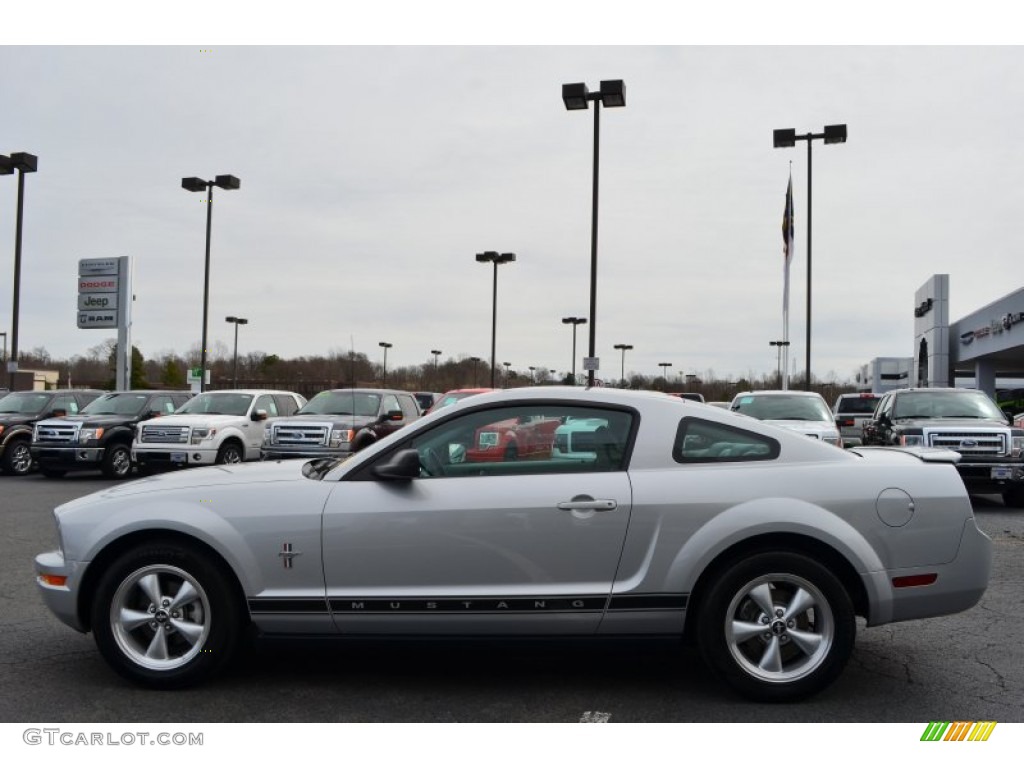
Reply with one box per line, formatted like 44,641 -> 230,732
262,388 -> 420,461
861,387 -> 1024,506
132,389 -> 305,472
31,390 -> 192,478
0,389 -> 104,475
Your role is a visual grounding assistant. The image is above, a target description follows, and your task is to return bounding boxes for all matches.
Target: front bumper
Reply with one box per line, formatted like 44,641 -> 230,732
35,550 -> 87,632
30,445 -> 105,469
133,445 -> 219,467
954,460 -> 1024,493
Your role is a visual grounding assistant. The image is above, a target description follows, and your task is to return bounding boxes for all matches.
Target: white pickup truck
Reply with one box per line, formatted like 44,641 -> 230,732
132,389 -> 305,472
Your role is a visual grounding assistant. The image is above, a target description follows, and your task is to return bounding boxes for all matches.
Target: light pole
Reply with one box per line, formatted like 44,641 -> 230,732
528,366 -> 537,384
2,152 -> 37,391
562,79 -> 626,387
475,251 -> 516,388
659,362 -> 672,383
182,173 -> 240,392
773,124 -> 847,390
469,356 -> 483,387
769,339 -> 791,389
430,349 -> 442,390
614,343 -> 633,387
379,341 -> 392,387
225,316 -> 248,388
561,316 -> 587,384
503,362 -> 511,387
0,331 -> 6,368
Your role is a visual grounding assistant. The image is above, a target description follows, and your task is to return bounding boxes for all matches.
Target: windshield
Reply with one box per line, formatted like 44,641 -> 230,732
835,395 -> 881,415
732,394 -> 833,422
0,392 -> 51,415
176,392 -> 253,416
894,391 -> 1005,420
81,393 -> 149,416
298,391 -> 381,417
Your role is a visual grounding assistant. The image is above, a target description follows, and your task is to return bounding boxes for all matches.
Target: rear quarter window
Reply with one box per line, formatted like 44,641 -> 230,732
673,417 -> 780,463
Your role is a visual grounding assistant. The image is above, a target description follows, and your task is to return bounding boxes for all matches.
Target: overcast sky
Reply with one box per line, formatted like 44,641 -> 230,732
2,27 -> 1022,384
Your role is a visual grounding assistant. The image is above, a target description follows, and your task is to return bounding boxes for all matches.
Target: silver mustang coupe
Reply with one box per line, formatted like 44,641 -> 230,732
35,387 -> 991,701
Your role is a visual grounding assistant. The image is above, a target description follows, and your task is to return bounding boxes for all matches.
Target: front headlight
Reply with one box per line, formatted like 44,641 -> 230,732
79,428 -> 104,444
1012,435 -> 1023,458
329,428 -> 354,447
900,434 -> 925,447
190,428 -> 216,444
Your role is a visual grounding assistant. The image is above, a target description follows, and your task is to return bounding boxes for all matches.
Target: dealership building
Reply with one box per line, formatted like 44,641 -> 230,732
859,274 -> 1024,401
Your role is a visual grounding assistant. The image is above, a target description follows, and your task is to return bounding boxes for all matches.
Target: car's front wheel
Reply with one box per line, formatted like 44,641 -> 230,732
91,541 -> 241,688
696,551 -> 855,702
101,443 -> 132,478
215,442 -> 244,465
1,438 -> 33,475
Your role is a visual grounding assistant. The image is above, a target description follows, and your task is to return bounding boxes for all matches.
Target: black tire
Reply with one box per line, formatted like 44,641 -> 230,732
215,441 -> 244,465
101,443 -> 133,479
90,540 -> 242,688
504,443 -> 519,461
1003,484 -> 1024,509
1,438 -> 33,475
696,551 -> 855,702
40,467 -> 67,478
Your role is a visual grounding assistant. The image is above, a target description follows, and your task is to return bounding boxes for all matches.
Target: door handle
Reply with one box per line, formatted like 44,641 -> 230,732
557,497 -> 617,511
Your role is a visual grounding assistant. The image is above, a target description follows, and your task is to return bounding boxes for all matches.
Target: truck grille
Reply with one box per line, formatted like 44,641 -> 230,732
272,424 -> 329,446
928,430 -> 1006,456
34,424 -> 79,444
140,425 -> 190,444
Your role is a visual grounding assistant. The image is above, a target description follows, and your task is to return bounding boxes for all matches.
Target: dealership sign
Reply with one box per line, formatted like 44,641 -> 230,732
960,311 -> 1024,344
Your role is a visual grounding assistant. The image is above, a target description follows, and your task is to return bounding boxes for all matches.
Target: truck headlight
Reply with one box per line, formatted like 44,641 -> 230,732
1012,435 -> 1023,458
191,428 -> 216,444
900,434 -> 925,447
329,428 -> 354,447
79,428 -> 104,444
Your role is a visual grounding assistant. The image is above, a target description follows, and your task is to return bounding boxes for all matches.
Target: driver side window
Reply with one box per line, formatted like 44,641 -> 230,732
407,404 -> 633,478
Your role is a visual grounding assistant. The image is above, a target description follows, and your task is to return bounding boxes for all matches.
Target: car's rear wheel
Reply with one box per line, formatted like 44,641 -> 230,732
697,551 -> 855,702
101,443 -> 132,478
91,541 -> 241,688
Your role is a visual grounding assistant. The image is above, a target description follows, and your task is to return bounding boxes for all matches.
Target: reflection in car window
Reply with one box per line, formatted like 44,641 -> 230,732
673,418 -> 780,463
407,404 -> 634,478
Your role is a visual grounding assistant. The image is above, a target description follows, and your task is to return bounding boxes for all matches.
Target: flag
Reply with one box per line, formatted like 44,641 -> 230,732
781,172 -> 795,390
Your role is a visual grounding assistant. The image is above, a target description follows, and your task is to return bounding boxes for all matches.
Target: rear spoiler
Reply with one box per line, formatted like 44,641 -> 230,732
850,446 -> 961,464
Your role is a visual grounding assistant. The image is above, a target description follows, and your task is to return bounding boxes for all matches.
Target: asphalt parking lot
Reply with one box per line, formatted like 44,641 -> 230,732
2,473 -> 1022,723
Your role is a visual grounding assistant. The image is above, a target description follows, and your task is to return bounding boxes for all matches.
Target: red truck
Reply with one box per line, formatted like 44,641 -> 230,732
464,414 -> 561,462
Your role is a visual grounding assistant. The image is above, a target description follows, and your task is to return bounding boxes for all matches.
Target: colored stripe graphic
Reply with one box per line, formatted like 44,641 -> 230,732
920,722 -> 997,741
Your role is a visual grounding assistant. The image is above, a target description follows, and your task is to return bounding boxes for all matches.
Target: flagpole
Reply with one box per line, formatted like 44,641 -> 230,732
782,162 -> 793,391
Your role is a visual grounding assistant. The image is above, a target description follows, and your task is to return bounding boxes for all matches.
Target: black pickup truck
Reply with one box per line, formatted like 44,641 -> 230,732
0,389 -> 105,475
30,390 -> 192,478
261,388 -> 420,461
861,387 -> 1024,506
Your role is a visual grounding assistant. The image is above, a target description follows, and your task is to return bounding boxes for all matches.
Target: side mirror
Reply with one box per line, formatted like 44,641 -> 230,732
383,409 -> 403,422
371,448 -> 421,481
252,409 -> 268,422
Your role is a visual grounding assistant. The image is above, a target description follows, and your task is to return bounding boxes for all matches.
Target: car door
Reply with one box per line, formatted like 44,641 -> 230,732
321,401 -> 636,636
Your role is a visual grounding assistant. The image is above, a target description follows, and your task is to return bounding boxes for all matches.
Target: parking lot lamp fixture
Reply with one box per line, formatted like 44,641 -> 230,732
182,173 -> 241,393
378,341 -> 393,387
503,361 -> 511,386
613,343 -> 633,387
529,366 -> 536,383
475,251 -> 516,388
561,317 -> 587,384
769,339 -> 791,389
225,316 -> 248,388
772,124 -> 846,390
561,79 -> 626,387
431,349 -> 442,389
659,362 -> 672,383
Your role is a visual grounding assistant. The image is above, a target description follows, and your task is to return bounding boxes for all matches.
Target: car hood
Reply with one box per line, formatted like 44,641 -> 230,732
0,413 -> 39,426
63,459 -> 311,506
37,414 -> 137,428
140,414 -> 250,428
272,413 -> 377,428
762,419 -> 836,434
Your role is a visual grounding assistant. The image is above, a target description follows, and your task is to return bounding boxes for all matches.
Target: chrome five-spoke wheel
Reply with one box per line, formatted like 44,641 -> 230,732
110,565 -> 211,671
697,551 -> 855,702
